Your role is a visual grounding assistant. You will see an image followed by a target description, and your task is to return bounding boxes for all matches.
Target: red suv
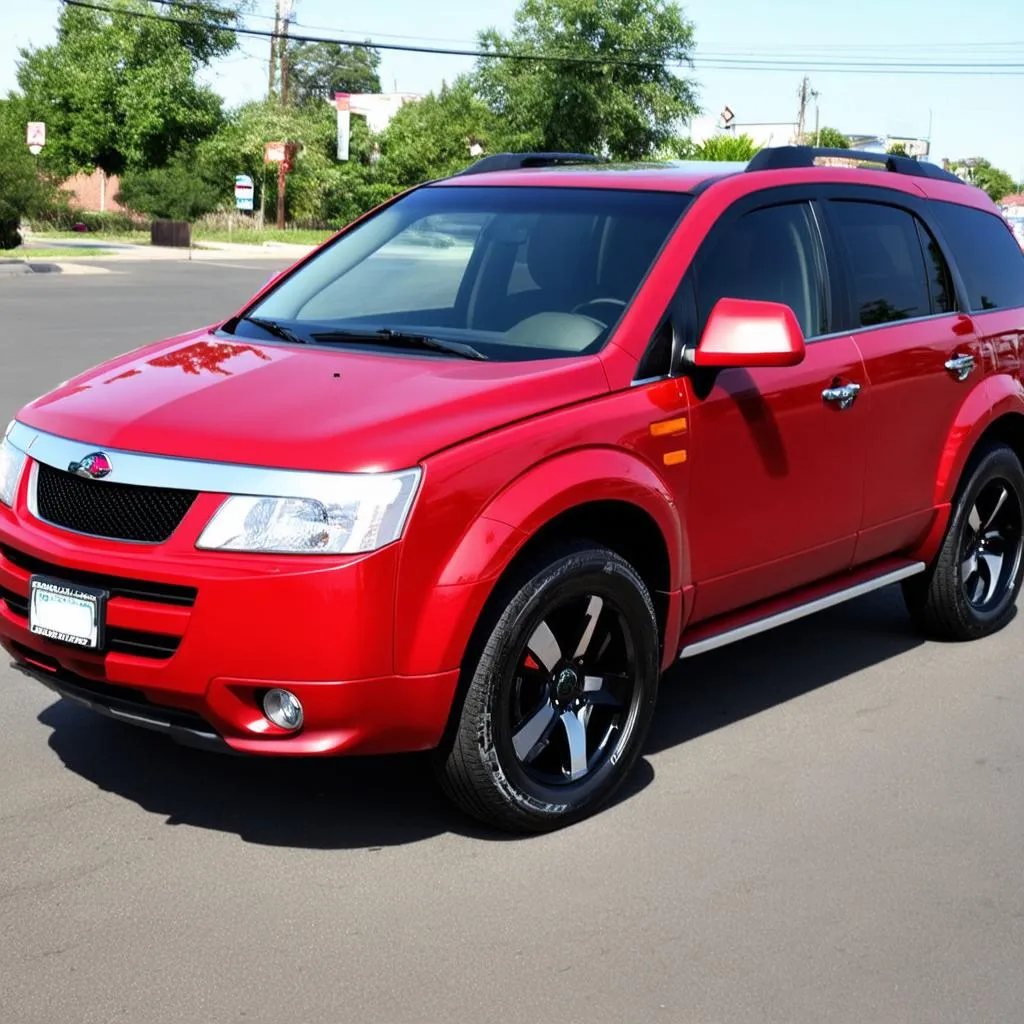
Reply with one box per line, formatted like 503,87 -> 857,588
3,146 -> 1024,832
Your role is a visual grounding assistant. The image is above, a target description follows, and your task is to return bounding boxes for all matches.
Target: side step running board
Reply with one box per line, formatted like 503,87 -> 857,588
679,561 -> 926,659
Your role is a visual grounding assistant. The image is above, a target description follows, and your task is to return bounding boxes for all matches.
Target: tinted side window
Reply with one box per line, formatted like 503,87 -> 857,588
930,201 -> 1024,312
829,201 -> 931,327
693,202 -> 828,339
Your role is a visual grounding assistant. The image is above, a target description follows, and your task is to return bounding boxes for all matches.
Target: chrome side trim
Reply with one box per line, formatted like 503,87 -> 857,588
6,421 -> 411,499
809,310 -> 962,345
679,562 -> 926,659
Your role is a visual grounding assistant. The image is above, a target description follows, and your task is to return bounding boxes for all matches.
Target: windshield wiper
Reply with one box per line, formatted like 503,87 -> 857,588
237,316 -> 309,345
310,328 -> 488,361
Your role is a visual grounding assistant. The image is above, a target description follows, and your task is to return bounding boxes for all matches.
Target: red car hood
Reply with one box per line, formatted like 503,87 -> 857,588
17,332 -> 610,472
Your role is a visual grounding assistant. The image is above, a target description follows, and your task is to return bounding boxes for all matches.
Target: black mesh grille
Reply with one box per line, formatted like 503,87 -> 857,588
0,545 -> 197,606
35,464 -> 198,543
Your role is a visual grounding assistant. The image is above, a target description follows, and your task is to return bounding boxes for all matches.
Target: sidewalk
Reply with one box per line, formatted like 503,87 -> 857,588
21,237 -> 317,262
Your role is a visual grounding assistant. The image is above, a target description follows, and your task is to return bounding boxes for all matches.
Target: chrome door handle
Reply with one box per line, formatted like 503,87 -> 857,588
945,353 -> 975,381
821,382 -> 861,410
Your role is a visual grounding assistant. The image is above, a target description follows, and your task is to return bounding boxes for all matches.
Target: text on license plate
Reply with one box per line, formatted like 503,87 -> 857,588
29,577 -> 106,649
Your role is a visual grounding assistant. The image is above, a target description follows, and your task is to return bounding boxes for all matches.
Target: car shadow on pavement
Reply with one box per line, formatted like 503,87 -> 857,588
646,585 -> 926,753
35,585 -> 925,849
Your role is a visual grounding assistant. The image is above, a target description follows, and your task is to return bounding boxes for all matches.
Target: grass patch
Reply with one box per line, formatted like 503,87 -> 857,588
29,230 -> 150,245
29,227 -> 332,247
192,228 -> 333,246
1,247 -> 117,259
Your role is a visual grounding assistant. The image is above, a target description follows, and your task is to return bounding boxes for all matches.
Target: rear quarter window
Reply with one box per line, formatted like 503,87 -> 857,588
930,201 -> 1024,312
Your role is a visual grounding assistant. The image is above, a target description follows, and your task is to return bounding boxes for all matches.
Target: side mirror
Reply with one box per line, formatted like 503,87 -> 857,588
692,297 -> 806,369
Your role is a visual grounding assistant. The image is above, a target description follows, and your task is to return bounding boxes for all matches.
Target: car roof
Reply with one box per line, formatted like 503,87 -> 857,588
433,149 -> 998,210
435,161 -> 746,193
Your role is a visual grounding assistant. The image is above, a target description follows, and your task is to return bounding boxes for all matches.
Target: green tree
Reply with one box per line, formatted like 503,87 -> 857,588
970,159 -> 1017,203
886,142 -> 909,156
694,132 -> 761,161
0,99 -> 63,247
198,97 -> 386,226
813,126 -> 850,149
15,0 -> 243,176
286,42 -> 382,105
377,78 -> 500,183
472,0 -> 699,160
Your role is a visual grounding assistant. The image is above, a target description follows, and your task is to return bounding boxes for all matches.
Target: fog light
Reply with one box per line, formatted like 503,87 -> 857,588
263,688 -> 303,731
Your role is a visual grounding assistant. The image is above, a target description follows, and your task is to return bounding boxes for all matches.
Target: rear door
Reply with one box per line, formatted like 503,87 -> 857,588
928,199 -> 1024,399
818,188 -> 1003,564
681,191 -> 868,623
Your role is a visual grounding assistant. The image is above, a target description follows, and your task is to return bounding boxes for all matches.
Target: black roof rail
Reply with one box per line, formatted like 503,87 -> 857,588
455,152 -> 604,176
746,145 -> 964,185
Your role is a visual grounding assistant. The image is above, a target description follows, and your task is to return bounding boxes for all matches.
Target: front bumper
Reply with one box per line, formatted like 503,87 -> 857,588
0,484 -> 459,757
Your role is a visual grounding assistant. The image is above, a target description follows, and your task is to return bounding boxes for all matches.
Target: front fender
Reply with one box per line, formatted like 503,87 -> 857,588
395,448 -> 685,676
460,447 -> 685,589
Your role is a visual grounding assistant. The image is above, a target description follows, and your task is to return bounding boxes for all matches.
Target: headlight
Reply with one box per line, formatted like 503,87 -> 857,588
195,468 -> 422,554
0,428 -> 27,508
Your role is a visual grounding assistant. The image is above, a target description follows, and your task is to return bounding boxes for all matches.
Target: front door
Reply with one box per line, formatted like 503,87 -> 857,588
680,196 -> 868,623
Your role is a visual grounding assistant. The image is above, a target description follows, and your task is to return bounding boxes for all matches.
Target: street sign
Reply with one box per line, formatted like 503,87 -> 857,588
264,141 -> 286,164
234,173 -> 254,211
26,121 -> 45,155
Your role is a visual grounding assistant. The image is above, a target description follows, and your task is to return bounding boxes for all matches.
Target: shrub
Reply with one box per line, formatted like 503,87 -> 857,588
116,161 -> 224,222
0,220 -> 21,250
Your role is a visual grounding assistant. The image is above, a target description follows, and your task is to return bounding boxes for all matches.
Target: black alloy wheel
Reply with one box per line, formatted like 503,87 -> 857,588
958,477 -> 1024,613
904,442 -> 1024,641
437,544 -> 660,833
509,592 -> 641,787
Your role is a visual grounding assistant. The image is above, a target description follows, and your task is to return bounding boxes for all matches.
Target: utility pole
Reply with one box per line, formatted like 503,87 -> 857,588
271,0 -> 296,229
278,0 -> 294,108
796,75 -> 809,143
268,2 -> 280,97
268,0 -> 296,101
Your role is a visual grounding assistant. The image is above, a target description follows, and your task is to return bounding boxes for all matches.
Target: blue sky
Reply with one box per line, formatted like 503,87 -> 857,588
2,0 -> 1022,179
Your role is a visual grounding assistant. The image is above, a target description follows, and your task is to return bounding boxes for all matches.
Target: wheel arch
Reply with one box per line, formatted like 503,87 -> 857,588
433,496 -> 678,756
933,376 -> 1024,507
398,448 -> 688,686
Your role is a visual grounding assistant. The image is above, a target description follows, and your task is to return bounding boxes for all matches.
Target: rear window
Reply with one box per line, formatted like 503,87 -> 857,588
234,186 -> 689,361
930,201 -> 1024,312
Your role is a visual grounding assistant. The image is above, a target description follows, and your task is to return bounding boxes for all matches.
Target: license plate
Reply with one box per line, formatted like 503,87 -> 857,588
28,576 -> 107,649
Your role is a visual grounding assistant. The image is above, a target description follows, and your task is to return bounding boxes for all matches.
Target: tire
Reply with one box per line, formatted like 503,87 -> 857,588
436,543 -> 660,833
903,442 -> 1024,641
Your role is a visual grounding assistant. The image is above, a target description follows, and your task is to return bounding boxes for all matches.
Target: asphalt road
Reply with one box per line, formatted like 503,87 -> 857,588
1,260 -> 1022,1024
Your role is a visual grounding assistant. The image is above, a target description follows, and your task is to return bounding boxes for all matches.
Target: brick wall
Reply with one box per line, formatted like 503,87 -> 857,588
60,169 -> 126,213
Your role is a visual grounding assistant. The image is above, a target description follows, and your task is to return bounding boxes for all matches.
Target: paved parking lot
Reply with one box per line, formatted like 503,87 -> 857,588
1,260 -> 1022,1023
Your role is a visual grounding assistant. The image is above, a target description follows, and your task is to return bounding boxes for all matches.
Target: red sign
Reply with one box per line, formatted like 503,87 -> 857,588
264,142 -> 297,169
264,141 -> 286,164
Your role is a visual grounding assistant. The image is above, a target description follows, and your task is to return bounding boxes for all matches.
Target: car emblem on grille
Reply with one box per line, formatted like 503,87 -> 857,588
68,452 -> 112,480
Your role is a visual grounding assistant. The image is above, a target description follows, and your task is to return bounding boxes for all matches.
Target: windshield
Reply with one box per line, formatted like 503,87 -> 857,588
226,185 -> 690,361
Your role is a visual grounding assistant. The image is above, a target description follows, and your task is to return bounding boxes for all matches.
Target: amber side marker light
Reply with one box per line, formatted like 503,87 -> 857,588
649,416 -> 688,437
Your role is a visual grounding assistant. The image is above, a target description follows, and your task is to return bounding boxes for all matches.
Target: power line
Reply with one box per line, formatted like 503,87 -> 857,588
58,0 -> 1024,76
60,0 -> 695,68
